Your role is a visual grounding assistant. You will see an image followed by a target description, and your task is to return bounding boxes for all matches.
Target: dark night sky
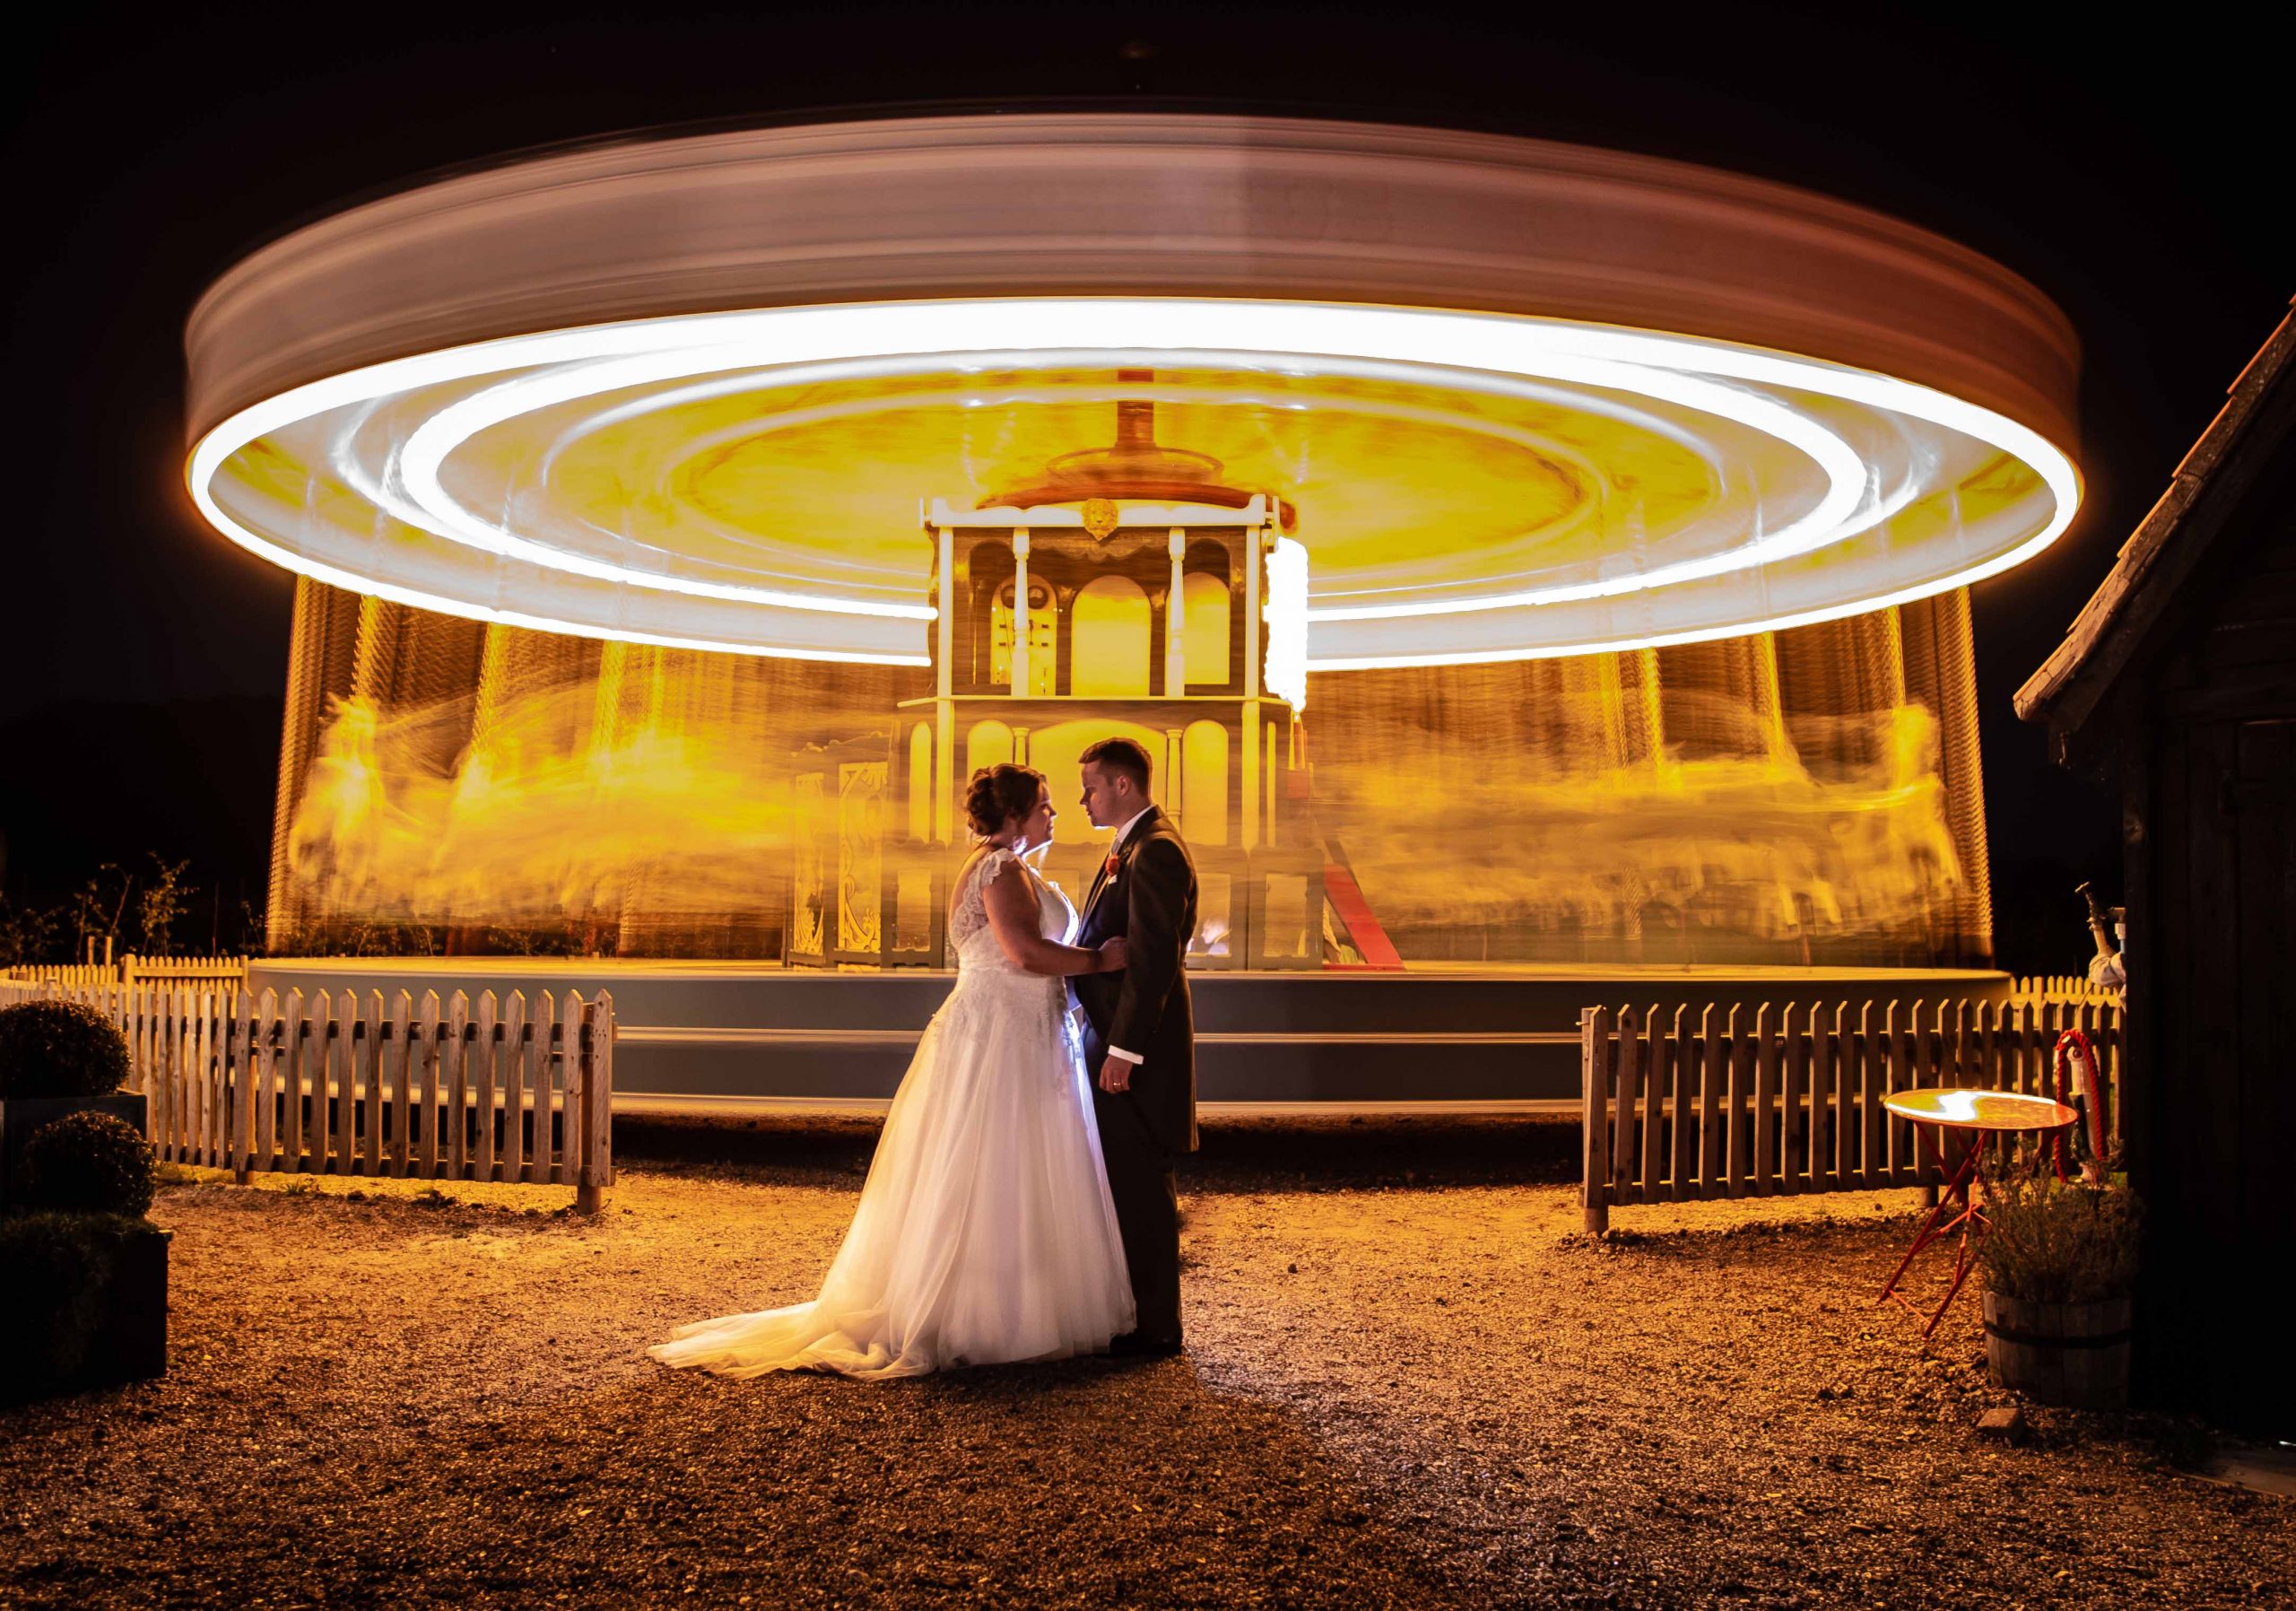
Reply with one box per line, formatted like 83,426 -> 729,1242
1,3 -> 2285,964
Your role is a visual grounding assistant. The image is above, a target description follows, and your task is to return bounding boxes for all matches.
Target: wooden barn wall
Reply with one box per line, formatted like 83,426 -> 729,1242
2126,449 -> 2296,1433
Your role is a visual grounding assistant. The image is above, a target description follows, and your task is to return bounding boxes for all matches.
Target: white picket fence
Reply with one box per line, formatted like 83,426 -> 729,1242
1579,988 -> 2120,1232
2,954 -> 248,990
0,979 -> 614,1211
4,962 -> 124,990
2011,972 -> 2119,1005
121,954 -> 249,988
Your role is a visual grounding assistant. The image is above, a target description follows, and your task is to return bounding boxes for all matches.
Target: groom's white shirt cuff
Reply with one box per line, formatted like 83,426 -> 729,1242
1104,806 -> 1154,1066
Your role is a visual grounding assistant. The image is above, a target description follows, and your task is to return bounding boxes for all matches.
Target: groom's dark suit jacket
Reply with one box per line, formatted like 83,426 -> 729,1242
1070,805 -> 1199,1155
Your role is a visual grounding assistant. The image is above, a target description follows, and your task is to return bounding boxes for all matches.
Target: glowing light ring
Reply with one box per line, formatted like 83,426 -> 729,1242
387,317 -> 1863,614
550,375 -> 1687,600
188,297 -> 2080,668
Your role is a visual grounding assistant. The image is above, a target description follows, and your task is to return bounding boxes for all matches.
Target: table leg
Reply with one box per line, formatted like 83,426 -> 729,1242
1877,1126 -> 1988,1338
1920,1131 -> 1990,1338
1878,1124 -> 1953,1299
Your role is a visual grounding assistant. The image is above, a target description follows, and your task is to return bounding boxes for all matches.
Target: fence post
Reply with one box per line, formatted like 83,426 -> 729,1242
474,991 -> 499,1183
418,991 -> 443,1178
1857,1000 -> 1879,1190
446,992 -> 471,1180
1918,1000 -> 1941,1207
1612,1004 -> 1640,1208
388,990 -> 413,1179
576,991 -> 614,1215
1638,1003 -> 1665,1200
1580,1006 -> 1611,1234
232,988 -> 256,1184
1698,1003 -> 1723,1195
597,991 -> 613,1189
1753,1003 -> 1777,1195
1725,1004 -> 1749,1197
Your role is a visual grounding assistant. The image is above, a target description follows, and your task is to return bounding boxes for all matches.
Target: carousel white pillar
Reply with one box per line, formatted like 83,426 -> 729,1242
1240,522 -> 1266,848
934,520 -> 954,843
1245,522 -> 1265,697
1165,527 -> 1187,695
1010,528 -> 1031,698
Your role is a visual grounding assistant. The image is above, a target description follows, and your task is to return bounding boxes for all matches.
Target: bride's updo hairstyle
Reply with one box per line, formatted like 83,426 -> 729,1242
964,763 -> 1046,840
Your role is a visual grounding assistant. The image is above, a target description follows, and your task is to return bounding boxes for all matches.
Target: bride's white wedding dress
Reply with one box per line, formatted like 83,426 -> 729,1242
646,847 -> 1135,1380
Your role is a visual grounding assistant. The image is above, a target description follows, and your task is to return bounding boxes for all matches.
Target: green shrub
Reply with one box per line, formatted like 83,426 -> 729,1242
21,1111 -> 157,1217
1978,1161 -> 2143,1304
0,999 -> 129,1098
0,1211 -> 151,1398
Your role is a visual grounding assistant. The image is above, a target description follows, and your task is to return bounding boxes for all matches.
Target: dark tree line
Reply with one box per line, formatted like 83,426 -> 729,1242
0,854 -> 262,968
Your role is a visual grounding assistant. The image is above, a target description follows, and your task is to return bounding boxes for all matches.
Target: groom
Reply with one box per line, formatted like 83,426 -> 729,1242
1069,736 -> 1197,1358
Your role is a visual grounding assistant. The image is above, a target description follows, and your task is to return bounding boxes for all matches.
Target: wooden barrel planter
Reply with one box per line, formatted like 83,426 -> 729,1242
1981,1293 -> 2132,1409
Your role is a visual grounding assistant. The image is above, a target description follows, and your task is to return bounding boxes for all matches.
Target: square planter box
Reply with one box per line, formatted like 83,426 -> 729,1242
0,1093 -> 151,1208
0,1217 -> 171,1402
89,1222 -> 171,1387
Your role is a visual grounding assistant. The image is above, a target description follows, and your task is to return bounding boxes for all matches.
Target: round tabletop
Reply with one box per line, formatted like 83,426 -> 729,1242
1882,1088 -> 2079,1132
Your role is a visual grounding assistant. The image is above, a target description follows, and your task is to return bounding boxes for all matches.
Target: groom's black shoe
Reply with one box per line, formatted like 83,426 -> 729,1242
1107,1331 -> 1184,1359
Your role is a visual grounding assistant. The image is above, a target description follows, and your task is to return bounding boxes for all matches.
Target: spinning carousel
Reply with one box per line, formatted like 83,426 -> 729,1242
185,114 -> 2080,1106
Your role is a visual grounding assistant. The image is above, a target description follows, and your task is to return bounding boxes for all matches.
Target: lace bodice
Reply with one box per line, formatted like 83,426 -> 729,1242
949,848 -> 1077,978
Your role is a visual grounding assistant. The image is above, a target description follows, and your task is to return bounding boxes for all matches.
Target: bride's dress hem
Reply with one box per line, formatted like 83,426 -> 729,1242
643,1324 -> 1126,1383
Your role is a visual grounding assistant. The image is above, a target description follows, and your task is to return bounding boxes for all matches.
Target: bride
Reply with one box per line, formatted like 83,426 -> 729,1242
647,763 -> 1136,1380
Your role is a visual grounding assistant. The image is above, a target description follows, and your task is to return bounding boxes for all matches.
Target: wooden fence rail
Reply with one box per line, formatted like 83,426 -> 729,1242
0,980 -> 614,1211
1580,993 -> 2120,1232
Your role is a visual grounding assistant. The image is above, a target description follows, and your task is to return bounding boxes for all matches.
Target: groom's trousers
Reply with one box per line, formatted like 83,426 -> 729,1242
1093,1084 -> 1183,1345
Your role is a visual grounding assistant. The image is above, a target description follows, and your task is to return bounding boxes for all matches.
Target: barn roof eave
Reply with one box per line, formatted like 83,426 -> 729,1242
2015,297 -> 2296,763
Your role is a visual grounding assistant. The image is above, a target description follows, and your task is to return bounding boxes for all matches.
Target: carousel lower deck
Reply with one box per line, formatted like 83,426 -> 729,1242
245,960 -> 2013,1113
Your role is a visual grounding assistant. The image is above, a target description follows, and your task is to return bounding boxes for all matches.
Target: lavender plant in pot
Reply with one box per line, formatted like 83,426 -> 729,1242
1977,1157 -> 2142,1410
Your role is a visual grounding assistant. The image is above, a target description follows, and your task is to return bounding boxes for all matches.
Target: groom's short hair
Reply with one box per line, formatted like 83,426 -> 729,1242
1080,736 -> 1152,792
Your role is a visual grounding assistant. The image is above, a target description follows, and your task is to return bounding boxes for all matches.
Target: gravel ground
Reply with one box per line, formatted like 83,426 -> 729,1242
1,1114 -> 2287,1610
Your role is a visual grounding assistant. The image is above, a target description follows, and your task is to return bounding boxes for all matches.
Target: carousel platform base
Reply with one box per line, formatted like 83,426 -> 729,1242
246,959 -> 2013,1114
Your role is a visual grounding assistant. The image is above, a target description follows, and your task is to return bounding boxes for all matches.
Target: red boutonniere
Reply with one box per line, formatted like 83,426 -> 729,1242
1103,850 -> 1123,878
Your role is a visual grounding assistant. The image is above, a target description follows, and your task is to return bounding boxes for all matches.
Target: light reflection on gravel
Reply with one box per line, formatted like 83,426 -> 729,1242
0,1115 -> 2283,1610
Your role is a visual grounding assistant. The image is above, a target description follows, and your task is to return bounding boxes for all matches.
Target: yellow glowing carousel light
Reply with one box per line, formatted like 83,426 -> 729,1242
340,435 -> 935,623
187,297 -> 2081,666
196,300 -> 1860,614
561,371 -> 1669,580
402,342 -> 1857,613
1297,538 -> 2066,671
382,303 -> 1870,609
182,483 -> 935,667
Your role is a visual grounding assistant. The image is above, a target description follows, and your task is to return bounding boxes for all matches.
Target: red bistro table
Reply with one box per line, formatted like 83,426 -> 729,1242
1876,1089 -> 2080,1340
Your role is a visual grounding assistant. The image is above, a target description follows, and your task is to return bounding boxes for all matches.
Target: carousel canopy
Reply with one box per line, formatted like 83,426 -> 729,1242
186,114 -> 2081,668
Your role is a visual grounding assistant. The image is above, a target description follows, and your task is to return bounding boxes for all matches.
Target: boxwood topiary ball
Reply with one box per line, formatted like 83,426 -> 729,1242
20,1111 -> 157,1218
0,1000 -> 131,1099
